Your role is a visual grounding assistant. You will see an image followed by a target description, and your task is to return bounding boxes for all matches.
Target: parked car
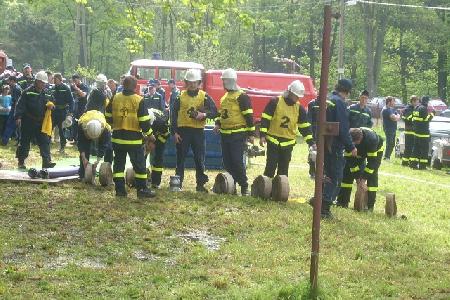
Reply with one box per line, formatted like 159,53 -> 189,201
395,116 -> 450,169
441,109 -> 450,118
368,97 -> 405,118
428,99 -> 448,116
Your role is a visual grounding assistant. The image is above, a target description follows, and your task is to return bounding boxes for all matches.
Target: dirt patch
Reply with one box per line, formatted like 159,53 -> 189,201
177,229 -> 226,251
132,250 -> 159,261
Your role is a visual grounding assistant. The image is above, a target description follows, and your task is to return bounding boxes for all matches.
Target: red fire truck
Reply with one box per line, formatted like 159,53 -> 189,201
129,59 -> 317,122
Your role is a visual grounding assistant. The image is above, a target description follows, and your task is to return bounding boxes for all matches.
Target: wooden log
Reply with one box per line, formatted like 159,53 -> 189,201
125,167 -> 135,187
251,175 -> 272,199
354,182 -> 368,212
385,193 -> 397,217
98,162 -> 113,186
84,163 -> 96,185
271,175 -> 290,202
213,172 -> 235,194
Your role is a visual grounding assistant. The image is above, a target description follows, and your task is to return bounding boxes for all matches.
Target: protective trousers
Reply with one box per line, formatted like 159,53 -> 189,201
113,144 -> 148,192
221,132 -> 248,188
402,132 -> 414,166
52,109 -> 67,149
411,136 -> 429,169
323,147 -> 345,207
263,141 -> 293,178
337,152 -> 382,210
16,119 -> 51,163
384,130 -> 396,159
175,128 -> 208,187
149,135 -> 167,186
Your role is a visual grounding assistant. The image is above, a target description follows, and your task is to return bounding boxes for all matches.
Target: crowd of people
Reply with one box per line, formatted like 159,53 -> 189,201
0,62 -> 435,218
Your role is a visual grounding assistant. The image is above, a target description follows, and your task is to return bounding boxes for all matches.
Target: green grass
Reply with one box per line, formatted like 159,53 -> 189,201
0,134 -> 449,299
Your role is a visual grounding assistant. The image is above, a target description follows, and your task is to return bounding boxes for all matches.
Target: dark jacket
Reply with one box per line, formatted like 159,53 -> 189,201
86,88 -> 107,113
401,104 -> 416,132
412,104 -> 433,136
9,83 -> 22,112
326,91 -> 355,152
348,103 -> 373,128
346,127 -> 383,179
14,85 -> 53,123
307,98 -> 319,139
52,83 -> 74,112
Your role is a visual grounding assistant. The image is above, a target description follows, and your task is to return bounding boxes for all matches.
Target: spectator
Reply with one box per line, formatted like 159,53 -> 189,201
107,79 -> 118,98
70,74 -> 89,142
1,76 -> 22,145
381,96 -> 400,160
0,85 -> 12,134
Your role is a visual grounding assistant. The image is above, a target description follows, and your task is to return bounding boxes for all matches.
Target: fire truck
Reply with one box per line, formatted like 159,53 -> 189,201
128,59 -> 317,122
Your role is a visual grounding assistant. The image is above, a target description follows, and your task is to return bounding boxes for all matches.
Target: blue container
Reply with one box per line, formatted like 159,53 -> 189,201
163,125 -> 223,170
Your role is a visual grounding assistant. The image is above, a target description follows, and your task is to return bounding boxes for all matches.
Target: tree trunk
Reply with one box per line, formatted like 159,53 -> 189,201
437,49 -> 448,100
399,30 -> 408,102
169,11 -> 175,60
329,19 -> 339,65
161,11 -> 167,58
372,10 -> 388,96
364,4 -> 375,96
252,23 -> 260,71
308,22 -> 316,80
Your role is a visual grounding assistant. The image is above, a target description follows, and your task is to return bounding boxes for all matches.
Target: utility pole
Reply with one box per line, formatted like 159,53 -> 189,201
310,0 -> 334,293
337,0 -> 345,79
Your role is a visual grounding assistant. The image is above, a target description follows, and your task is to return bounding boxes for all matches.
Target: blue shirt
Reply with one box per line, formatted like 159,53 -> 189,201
0,95 -> 12,115
382,106 -> 397,133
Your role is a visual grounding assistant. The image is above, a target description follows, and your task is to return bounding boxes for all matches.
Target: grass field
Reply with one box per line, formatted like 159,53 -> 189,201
0,133 -> 449,299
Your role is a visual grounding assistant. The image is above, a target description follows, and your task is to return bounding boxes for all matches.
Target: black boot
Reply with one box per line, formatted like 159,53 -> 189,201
115,183 -> 127,197
18,159 -> 26,170
321,203 -> 334,219
137,188 -> 156,199
241,186 -> 250,196
42,158 -> 56,169
196,185 -> 208,193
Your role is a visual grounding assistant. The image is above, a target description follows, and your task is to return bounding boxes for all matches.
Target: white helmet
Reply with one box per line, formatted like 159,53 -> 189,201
288,80 -> 305,97
95,73 -> 107,83
184,69 -> 202,82
221,68 -> 237,80
35,71 -> 48,83
85,120 -> 102,139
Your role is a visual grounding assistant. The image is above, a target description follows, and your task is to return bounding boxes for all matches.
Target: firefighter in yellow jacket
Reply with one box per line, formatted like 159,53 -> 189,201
260,80 -> 315,177
170,69 -> 218,192
105,76 -> 156,198
215,68 -> 255,196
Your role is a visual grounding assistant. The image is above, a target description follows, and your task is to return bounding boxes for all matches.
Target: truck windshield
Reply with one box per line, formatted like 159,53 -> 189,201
136,67 -> 155,80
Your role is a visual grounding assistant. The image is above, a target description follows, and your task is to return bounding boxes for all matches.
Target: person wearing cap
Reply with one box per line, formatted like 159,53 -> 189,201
170,68 -> 218,192
348,90 -> 373,128
70,74 -> 89,142
311,79 -> 357,219
381,96 -> 400,161
410,96 -> 434,170
51,73 -> 74,153
215,68 -> 255,196
143,81 -> 165,112
168,79 -> 180,112
77,110 -> 112,179
1,75 -> 22,145
260,80 -> 315,178
86,74 -> 109,113
153,79 -> 166,102
401,95 -> 419,166
18,64 -> 34,90
105,75 -> 156,198
14,71 -> 56,169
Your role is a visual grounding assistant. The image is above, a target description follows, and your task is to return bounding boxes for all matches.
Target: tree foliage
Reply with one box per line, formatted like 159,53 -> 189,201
0,0 -> 448,101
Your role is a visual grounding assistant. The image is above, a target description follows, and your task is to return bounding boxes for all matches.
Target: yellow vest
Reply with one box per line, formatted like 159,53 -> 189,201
219,91 -> 246,129
177,90 -> 206,128
268,96 -> 299,140
111,92 -> 142,132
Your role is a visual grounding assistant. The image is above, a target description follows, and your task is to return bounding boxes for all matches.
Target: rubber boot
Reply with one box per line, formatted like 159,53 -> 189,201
241,186 -> 250,196
196,185 -> 208,193
137,187 -> 156,198
18,159 -> 26,170
321,203 -> 334,219
115,183 -> 127,197
42,158 -> 56,169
